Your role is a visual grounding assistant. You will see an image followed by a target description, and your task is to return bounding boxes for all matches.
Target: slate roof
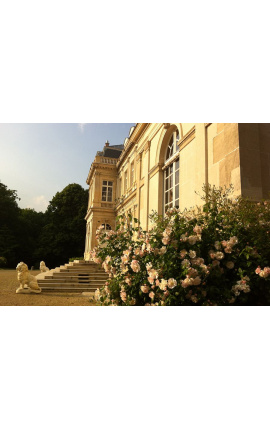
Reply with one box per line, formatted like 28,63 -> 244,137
96,144 -> 124,159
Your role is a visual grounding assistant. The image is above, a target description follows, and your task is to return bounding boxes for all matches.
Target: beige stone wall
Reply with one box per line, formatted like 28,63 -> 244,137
238,124 -> 270,200
84,123 -> 270,258
208,123 -> 241,198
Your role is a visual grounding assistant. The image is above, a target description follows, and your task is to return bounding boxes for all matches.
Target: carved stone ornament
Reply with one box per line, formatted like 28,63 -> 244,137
40,261 -> 49,272
16,262 -> 42,294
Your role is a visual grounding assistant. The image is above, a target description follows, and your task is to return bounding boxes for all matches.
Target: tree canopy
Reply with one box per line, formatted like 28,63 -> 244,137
36,184 -> 88,267
0,181 -> 88,268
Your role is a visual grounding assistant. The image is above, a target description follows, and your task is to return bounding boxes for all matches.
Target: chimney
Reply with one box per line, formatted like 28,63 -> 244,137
105,140 -> 110,147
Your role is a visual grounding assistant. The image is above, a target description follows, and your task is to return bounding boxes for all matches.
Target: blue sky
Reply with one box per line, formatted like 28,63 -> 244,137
0,123 -> 135,211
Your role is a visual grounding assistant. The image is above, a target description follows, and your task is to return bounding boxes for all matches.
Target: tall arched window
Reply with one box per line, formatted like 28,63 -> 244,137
164,129 -> 180,213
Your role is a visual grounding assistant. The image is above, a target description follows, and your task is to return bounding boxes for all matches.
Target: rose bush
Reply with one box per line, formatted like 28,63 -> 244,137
91,185 -> 270,306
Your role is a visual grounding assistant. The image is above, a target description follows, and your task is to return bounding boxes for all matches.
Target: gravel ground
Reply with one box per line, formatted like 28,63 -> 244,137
0,270 -> 97,306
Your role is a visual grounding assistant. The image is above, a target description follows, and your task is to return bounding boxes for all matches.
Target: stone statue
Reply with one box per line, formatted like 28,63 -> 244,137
16,262 -> 42,294
40,261 -> 49,272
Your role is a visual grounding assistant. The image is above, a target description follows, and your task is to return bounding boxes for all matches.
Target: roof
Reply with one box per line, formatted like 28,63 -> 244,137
96,144 -> 124,159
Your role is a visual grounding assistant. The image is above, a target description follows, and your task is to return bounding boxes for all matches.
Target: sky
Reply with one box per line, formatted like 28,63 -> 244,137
0,123 -> 135,212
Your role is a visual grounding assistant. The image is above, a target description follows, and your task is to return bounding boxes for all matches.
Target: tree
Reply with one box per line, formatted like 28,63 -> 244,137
17,209 -> 46,267
37,184 -> 88,267
0,182 -> 21,267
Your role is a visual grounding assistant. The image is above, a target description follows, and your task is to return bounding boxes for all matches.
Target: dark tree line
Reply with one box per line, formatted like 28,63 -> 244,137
0,182 -> 88,269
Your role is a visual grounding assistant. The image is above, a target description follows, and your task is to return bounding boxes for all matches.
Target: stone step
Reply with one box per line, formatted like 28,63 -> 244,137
45,272 -> 108,279
36,260 -> 106,292
39,282 -> 102,289
40,286 -> 98,292
59,267 -> 104,272
38,279 -> 106,285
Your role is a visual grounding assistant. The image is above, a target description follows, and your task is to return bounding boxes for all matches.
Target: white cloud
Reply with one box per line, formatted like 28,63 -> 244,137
28,195 -> 49,212
78,123 -> 87,133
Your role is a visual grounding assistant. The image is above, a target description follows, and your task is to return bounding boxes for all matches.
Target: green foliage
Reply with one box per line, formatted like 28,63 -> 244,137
93,185 -> 270,306
0,182 -> 21,266
0,256 -> 7,268
37,184 -> 88,267
69,257 -> 84,262
0,181 -> 88,268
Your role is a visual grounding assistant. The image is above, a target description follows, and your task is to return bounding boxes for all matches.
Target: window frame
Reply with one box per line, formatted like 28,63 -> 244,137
163,130 -> 180,214
101,180 -> 113,202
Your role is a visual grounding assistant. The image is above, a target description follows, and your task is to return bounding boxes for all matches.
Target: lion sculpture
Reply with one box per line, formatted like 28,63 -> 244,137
40,261 -> 49,272
16,262 -> 42,294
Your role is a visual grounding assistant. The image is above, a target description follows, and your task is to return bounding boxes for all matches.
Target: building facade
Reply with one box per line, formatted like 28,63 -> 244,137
84,123 -> 270,260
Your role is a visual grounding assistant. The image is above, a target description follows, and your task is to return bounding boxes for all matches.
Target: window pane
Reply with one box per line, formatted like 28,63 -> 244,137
175,158 -> 179,170
175,184 -> 179,200
165,192 -> 169,205
169,189 -> 173,203
103,181 -> 107,186
175,199 -> 179,208
108,181 -> 113,186
102,187 -> 107,193
169,174 -> 173,189
175,170 -> 179,186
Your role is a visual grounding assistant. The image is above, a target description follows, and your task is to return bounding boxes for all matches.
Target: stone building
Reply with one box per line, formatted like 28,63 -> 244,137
84,123 -> 270,260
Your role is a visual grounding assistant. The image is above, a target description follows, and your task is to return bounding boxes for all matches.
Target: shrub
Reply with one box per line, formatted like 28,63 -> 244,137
69,257 -> 84,262
0,256 -> 7,268
91,185 -> 270,306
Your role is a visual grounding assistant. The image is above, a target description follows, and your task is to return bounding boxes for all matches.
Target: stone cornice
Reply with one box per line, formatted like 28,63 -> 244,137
115,187 -> 137,211
86,159 -> 118,184
117,123 -> 150,169
178,126 -> 196,151
149,162 -> 163,179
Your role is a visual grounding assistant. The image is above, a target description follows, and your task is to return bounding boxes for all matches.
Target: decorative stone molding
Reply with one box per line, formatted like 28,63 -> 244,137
144,141 -> 151,154
178,126 -> 196,151
149,163 -> 163,179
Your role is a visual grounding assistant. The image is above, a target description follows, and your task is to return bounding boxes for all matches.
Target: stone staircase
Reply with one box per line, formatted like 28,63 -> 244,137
36,260 -> 108,292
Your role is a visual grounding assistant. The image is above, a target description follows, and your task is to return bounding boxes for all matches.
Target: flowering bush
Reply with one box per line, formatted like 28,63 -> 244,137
91,185 -> 270,306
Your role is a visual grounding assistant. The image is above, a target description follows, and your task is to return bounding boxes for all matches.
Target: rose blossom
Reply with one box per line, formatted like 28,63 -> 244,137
146,262 -> 153,271
215,252 -> 224,260
181,277 -> 194,288
193,225 -> 202,234
226,261 -> 234,269
255,266 -> 261,275
193,276 -> 201,286
188,235 -> 197,245
141,285 -> 149,293
159,279 -> 168,290
187,268 -> 198,278
131,260 -> 140,273
181,259 -> 191,268
229,236 -> 238,246
120,291 -> 127,302
212,260 -> 220,267
180,249 -> 187,259
159,246 -> 167,255
162,236 -> 170,245
168,278 -> 177,289
189,250 -> 196,259
149,291 -> 155,299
